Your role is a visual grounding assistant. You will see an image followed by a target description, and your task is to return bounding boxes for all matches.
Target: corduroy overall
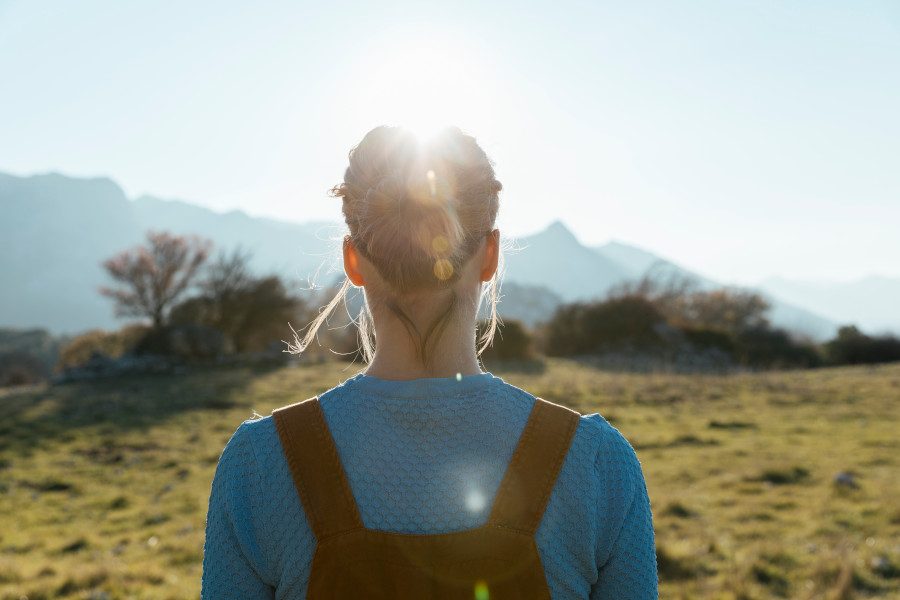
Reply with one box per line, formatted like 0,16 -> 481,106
272,395 -> 581,599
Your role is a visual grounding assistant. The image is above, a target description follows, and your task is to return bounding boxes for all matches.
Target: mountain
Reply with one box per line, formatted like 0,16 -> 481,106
760,276 -> 900,335
132,195 -> 337,279
0,170 -> 859,340
0,172 -> 335,333
0,172 -> 140,333
594,240 -> 715,287
492,281 -> 564,328
504,221 -> 629,301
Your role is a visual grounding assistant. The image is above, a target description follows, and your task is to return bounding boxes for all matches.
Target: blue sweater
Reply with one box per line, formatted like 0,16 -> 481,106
201,371 -> 658,599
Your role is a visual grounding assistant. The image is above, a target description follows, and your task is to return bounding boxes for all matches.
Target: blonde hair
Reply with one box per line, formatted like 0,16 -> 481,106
288,125 -> 503,364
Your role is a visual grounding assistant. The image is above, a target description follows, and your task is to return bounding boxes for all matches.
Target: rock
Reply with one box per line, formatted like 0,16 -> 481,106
871,556 -> 899,578
833,471 -> 859,489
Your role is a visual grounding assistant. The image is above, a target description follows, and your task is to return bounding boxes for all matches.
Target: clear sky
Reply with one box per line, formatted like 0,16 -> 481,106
2,0 -> 898,285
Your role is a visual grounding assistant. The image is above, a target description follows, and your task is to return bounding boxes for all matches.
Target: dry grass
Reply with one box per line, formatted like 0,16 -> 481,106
1,360 -> 898,599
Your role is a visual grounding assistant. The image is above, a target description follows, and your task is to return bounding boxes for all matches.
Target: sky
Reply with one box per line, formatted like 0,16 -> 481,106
1,0 -> 898,285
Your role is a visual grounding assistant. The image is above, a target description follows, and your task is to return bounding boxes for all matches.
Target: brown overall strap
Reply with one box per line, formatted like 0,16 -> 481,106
488,397 -> 581,534
272,397 -> 363,540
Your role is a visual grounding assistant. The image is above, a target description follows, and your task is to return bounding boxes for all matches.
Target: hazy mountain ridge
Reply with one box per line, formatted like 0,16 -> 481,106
585,239 -> 842,340
760,276 -> 900,335
0,173 -> 141,333
2,170 -> 892,339
503,221 -> 628,301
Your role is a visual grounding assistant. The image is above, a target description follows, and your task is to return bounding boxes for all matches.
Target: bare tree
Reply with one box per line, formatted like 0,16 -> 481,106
201,246 -> 255,302
608,272 -> 700,309
669,288 -> 770,333
608,273 -> 769,333
100,231 -> 211,328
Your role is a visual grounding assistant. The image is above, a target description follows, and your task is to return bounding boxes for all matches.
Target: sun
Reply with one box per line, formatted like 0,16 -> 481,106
348,32 -> 497,138
403,118 -> 452,144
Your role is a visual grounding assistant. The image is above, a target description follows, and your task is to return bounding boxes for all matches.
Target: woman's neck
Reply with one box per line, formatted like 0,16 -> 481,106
363,307 -> 482,380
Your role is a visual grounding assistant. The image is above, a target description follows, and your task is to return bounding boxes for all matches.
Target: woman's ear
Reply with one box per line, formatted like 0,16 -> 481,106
343,236 -> 365,286
479,229 -> 500,282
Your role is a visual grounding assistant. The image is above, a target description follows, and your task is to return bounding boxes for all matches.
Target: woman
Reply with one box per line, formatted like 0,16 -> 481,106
201,126 -> 657,598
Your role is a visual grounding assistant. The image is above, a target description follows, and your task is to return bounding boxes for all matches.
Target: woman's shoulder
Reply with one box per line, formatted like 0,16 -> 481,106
586,411 -> 644,474
561,409 -> 647,495
494,377 -> 644,480
576,412 -> 641,465
242,412 -> 282,446
216,413 -> 282,475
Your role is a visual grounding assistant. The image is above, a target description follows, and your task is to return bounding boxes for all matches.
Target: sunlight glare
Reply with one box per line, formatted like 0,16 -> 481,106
465,488 -> 486,513
349,33 -> 496,138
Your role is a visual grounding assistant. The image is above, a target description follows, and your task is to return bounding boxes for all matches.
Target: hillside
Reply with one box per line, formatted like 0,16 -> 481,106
0,172 -> 334,333
0,170 -> 852,340
0,360 -> 897,598
503,220 -> 629,300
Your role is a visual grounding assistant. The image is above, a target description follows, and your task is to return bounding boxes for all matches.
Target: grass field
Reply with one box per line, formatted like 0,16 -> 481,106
0,359 -> 898,599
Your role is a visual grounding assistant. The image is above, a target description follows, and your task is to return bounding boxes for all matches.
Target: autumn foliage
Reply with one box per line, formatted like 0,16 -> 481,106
100,231 -> 211,328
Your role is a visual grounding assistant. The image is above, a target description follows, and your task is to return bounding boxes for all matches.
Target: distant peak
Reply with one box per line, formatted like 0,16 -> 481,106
538,219 -> 579,243
546,219 -> 570,233
32,171 -> 120,188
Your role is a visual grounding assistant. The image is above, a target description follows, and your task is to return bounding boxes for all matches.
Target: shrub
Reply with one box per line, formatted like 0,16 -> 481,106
0,351 -> 48,386
170,249 -> 306,353
57,325 -> 149,370
679,326 -> 736,355
477,319 -> 534,362
0,328 -> 62,371
543,296 -> 666,356
612,276 -> 770,334
665,288 -> 770,334
133,324 -> 230,360
825,326 -> 900,366
733,326 -> 822,369
541,291 -> 820,369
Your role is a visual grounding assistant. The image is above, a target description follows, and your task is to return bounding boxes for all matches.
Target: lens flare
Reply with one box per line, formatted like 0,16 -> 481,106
434,258 -> 453,281
474,580 -> 489,600
426,169 -> 437,197
432,234 -> 450,254
465,488 -> 486,513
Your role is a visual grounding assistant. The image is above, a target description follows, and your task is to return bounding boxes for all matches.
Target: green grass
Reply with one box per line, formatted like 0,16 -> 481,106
1,360 -> 898,599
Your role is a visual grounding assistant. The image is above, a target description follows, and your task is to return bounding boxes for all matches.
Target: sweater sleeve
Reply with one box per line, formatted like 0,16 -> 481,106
590,427 -> 658,599
202,421 -> 276,600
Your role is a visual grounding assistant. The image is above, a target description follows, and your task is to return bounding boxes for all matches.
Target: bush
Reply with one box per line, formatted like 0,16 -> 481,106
612,276 -> 770,334
0,351 -> 48,386
133,324 -> 230,360
679,326 -> 736,355
540,292 -> 821,369
664,288 -> 770,334
170,249 -> 305,353
678,325 -> 821,369
825,326 -> 900,365
477,319 -> 534,362
57,325 -> 149,370
0,328 -> 62,370
543,296 -> 666,356
733,326 -> 822,369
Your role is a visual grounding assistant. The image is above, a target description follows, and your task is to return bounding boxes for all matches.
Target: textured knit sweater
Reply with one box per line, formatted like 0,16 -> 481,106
201,371 -> 658,599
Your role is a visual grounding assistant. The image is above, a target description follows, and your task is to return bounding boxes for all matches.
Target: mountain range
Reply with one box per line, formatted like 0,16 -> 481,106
2,171 -> 895,340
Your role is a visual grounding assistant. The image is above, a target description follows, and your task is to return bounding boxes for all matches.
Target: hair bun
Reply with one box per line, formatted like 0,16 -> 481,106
358,170 -> 464,272
363,171 -> 409,215
335,125 -> 500,292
